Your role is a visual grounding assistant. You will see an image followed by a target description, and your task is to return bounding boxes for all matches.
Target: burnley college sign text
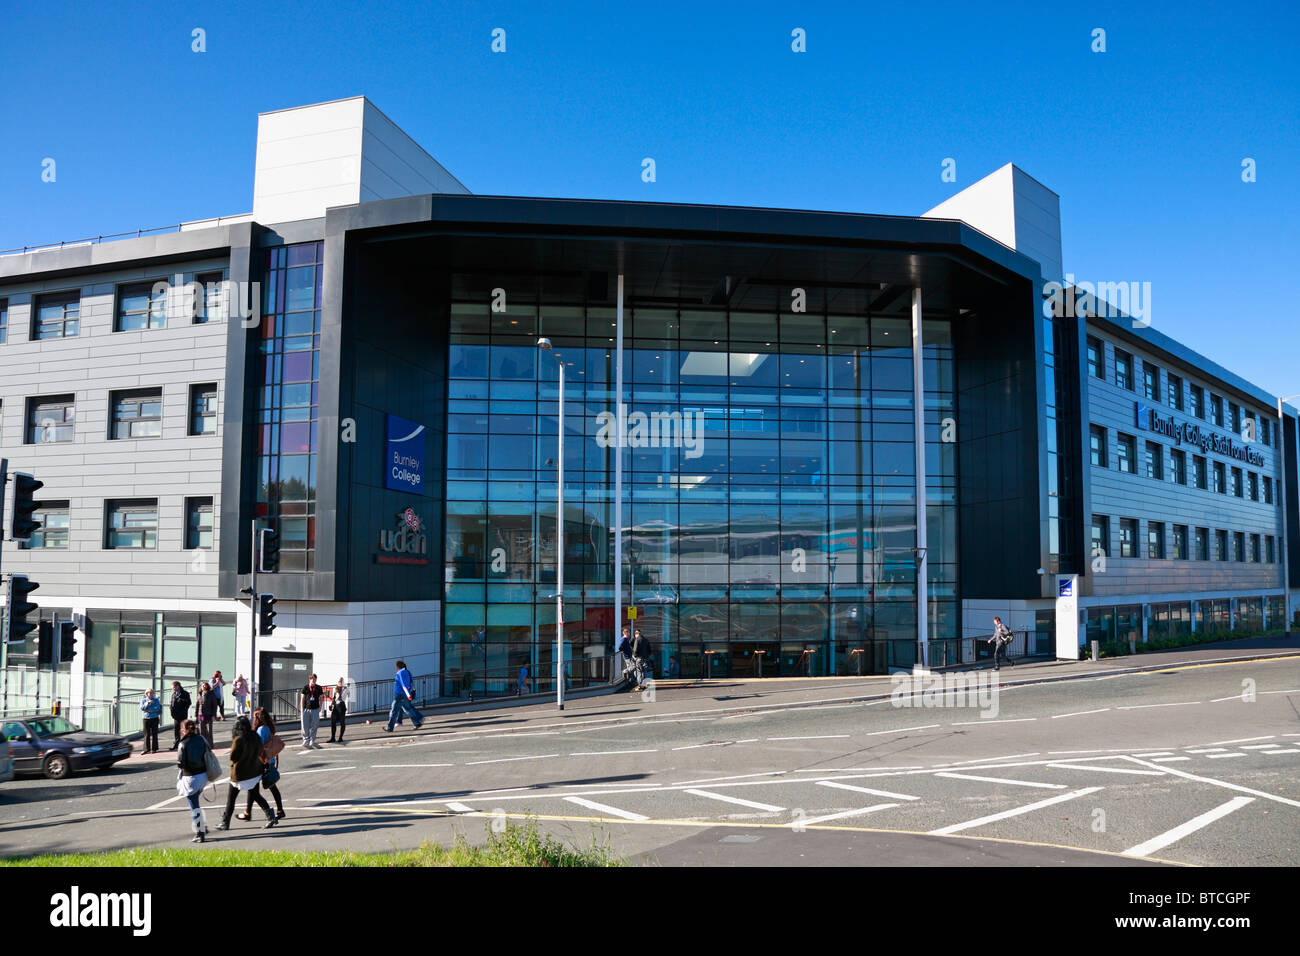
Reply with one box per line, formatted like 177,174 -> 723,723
1136,402 -> 1265,467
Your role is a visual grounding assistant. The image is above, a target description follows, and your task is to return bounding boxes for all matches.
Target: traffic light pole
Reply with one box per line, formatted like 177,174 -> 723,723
250,522 -> 259,709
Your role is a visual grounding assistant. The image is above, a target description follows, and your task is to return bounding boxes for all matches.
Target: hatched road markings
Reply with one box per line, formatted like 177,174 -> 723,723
817,780 -> 920,801
562,797 -> 649,821
934,772 -> 1065,790
928,787 -> 1104,836
1122,797 -> 1256,858
684,789 -> 786,812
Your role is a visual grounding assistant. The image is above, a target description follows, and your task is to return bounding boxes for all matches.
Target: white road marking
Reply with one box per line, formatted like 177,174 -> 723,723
935,772 -> 1065,790
1203,736 -> 1274,746
147,778 -> 230,809
1045,763 -> 1164,776
817,780 -> 919,801
929,787 -> 1103,836
371,763 -> 453,768
1051,708 -> 1111,719
569,749 -> 658,756
863,724 -> 940,736
445,802 -> 476,813
1265,749 -> 1300,754
1240,744 -> 1281,750
1206,753 -> 1246,759
944,752 -> 1040,766
465,753 -> 559,765
1118,756 -> 1300,809
672,742 -> 733,751
562,797 -> 649,821
767,735 -> 850,741
1122,797 -> 1255,858
1185,748 -> 1229,754
676,771 -> 786,785
1152,757 -> 1191,763
1118,701 -> 1201,710
1047,747 -> 1153,755
950,718 -> 1036,726
1135,752 -> 1175,757
795,803 -> 900,827
1210,694 -> 1251,703
685,789 -> 786,812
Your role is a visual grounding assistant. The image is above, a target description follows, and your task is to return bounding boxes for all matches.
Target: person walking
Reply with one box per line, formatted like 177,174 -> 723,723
215,716 -> 277,831
517,663 -> 529,696
196,681 -> 217,746
300,674 -> 325,749
175,719 -> 213,843
617,627 -> 632,679
238,708 -> 285,821
327,677 -> 348,743
383,660 -> 424,732
211,671 -> 226,720
139,689 -> 162,754
988,616 -> 1015,671
232,674 -> 250,718
631,628 -> 654,690
169,680 -> 192,751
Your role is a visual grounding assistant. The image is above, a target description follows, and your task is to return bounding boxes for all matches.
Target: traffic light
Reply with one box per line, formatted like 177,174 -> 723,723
6,574 -> 39,644
258,526 -> 279,573
258,593 -> 277,635
37,620 -> 52,664
58,622 -> 78,663
9,473 -> 45,542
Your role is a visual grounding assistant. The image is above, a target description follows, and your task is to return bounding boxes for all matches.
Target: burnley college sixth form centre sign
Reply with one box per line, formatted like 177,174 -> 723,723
1136,402 -> 1265,467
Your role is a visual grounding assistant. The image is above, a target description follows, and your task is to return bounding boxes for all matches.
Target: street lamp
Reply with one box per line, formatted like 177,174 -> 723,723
1277,395 -> 1299,632
539,338 -> 565,710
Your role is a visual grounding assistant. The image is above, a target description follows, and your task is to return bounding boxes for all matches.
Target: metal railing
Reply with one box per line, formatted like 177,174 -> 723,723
0,215 -> 253,257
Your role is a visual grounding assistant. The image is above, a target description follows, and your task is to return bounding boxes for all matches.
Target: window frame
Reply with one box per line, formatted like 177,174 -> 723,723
186,497 -> 214,550
1117,433 -> 1136,474
109,388 -> 164,441
1089,424 -> 1108,467
1148,522 -> 1166,559
1114,350 -> 1133,391
1145,440 -> 1164,481
114,281 -> 168,333
188,384 -> 218,436
1143,363 -> 1161,402
104,499 -> 160,550
26,395 -> 76,444
1119,518 -> 1138,558
32,290 -> 81,340
23,501 -> 71,550
1086,337 -> 1103,380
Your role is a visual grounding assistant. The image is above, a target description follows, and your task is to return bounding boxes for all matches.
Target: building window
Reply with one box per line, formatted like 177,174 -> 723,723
1117,433 -> 1136,474
106,500 -> 159,550
1231,467 -> 1243,498
1264,475 -> 1273,504
1089,425 -> 1108,467
1233,532 -> 1245,562
1250,534 -> 1261,563
115,281 -> 167,332
1148,522 -> 1166,559
1166,373 -> 1183,410
110,389 -> 163,440
1212,461 -> 1226,494
1191,455 -> 1207,490
1267,536 -> 1275,564
24,502 -> 70,549
1120,518 -> 1138,558
186,497 -> 214,549
1086,337 -> 1103,379
1173,524 -> 1188,560
1145,441 -> 1163,480
1143,363 -> 1161,401
1209,394 -> 1223,427
1247,472 -> 1258,501
1090,515 -> 1109,556
1170,448 -> 1186,485
1228,402 -> 1240,436
1115,350 -> 1133,390
196,272 -> 224,324
26,395 -> 75,443
0,297 -> 7,344
189,384 -> 217,435
1215,529 -> 1227,561
1260,416 -> 1271,446
1189,384 -> 1204,419
1194,527 -> 1209,561
33,290 -> 80,339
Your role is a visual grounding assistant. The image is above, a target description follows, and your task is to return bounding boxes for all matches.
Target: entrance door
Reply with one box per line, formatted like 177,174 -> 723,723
258,651 -> 313,721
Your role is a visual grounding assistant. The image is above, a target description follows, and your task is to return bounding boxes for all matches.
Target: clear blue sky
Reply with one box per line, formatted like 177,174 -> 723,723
3,1 -> 1297,396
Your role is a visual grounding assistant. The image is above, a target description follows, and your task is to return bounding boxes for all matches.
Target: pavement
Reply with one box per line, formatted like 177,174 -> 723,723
2,635 -> 1298,866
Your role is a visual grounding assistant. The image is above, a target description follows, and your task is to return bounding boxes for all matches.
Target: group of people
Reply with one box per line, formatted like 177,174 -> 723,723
175,707 -> 286,842
138,671 -> 250,753
618,626 -> 655,691
298,674 -> 350,748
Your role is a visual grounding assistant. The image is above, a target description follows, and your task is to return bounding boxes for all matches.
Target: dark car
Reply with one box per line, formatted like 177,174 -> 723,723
0,715 -> 133,780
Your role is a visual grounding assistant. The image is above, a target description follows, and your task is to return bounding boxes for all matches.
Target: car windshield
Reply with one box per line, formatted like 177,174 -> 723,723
28,716 -> 80,737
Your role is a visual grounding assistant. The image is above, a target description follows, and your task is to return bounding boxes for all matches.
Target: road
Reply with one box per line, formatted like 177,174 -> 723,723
2,650 -> 1298,866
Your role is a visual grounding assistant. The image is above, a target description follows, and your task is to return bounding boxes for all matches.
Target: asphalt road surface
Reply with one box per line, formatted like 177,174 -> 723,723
2,651 -> 1298,866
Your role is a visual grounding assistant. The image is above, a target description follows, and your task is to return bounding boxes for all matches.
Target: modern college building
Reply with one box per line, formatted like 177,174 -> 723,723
2,98 -> 1297,728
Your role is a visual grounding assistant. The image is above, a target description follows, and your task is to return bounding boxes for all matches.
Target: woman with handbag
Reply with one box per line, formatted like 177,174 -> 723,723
238,708 -> 286,821
327,677 -> 348,743
196,681 -> 217,746
215,716 -> 278,831
175,719 -> 216,843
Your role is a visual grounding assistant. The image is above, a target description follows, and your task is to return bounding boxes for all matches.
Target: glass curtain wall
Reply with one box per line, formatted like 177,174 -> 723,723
442,292 -> 958,687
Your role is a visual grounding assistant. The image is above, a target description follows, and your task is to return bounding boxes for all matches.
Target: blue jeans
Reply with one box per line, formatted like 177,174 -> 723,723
386,694 -> 423,730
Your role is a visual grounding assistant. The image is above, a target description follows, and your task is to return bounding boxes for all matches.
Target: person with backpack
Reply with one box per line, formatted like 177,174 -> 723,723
214,716 -> 278,831
631,628 -> 654,690
169,681 -> 192,751
196,681 -> 217,746
175,719 -> 217,843
232,674 -> 250,718
383,660 -> 424,732
238,708 -> 286,821
139,688 -> 163,754
988,616 -> 1015,671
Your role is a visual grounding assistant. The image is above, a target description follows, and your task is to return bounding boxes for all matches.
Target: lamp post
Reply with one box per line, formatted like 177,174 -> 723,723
1277,395 -> 1299,633
539,338 -> 565,709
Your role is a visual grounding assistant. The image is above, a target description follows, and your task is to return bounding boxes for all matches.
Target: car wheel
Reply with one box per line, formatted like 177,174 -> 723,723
43,753 -> 70,780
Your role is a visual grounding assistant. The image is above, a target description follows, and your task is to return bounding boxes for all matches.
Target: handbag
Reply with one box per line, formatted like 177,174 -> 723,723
202,740 -> 222,780
264,734 -> 285,759
262,762 -> 281,787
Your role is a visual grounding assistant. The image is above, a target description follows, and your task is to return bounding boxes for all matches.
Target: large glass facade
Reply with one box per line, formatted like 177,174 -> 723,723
441,294 -> 958,687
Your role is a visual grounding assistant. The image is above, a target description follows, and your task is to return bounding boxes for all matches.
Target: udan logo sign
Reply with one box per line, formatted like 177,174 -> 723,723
377,508 -> 428,565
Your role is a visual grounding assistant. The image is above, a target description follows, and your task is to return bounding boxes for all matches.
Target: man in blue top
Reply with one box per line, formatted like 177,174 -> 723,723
139,688 -> 163,754
384,660 -> 424,732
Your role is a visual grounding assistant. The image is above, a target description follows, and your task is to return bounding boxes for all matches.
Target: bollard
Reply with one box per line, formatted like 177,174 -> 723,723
1090,640 -> 1099,662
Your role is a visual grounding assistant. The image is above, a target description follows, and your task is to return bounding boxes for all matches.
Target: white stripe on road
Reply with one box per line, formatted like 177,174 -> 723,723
672,742 -> 734,751
943,752 -> 1040,766
935,772 -> 1065,790
950,718 -> 1036,726
562,797 -> 648,821
1240,744 -> 1281,750
1051,708 -> 1111,719
569,749 -> 658,756
684,789 -> 786,812
280,766 -> 357,776
1265,749 -> 1300,754
1135,752 -> 1175,757
445,802 -> 476,813
1206,753 -> 1246,759
863,724 -> 940,735
1118,701 -> 1201,710
1185,748 -> 1229,753
1118,756 -> 1300,809
1122,797 -> 1255,858
1045,763 -> 1164,776
929,787 -> 1103,836
817,780 -> 919,801
372,764 -> 454,768
465,753 -> 559,765
795,803 -> 899,827
1152,757 -> 1191,763
1204,736 -> 1274,746
147,779 -> 229,810
766,735 -> 850,741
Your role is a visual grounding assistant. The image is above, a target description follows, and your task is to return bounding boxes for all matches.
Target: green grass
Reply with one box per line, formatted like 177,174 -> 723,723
2,820 -> 621,868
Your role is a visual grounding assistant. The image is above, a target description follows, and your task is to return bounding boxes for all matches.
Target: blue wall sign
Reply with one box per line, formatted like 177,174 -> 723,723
385,414 -> 426,494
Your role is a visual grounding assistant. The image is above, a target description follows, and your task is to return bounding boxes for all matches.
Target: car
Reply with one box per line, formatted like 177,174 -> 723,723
0,731 -> 12,784
0,715 -> 133,780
